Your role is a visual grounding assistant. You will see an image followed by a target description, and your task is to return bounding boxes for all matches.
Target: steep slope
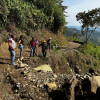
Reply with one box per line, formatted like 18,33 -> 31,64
0,41 -> 100,100
65,28 -> 80,37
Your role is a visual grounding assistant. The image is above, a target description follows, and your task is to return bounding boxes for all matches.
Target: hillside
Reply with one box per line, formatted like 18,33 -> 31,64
0,41 -> 100,99
65,28 -> 81,37
1,0 -> 100,100
66,27 -> 100,45
0,0 -> 66,46
67,26 -> 100,32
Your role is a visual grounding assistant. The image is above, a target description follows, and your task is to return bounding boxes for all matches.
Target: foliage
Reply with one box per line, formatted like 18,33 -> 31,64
76,8 -> 100,44
66,27 -> 100,45
0,0 -> 67,33
30,0 -> 67,32
52,5 -> 66,32
0,0 -> 9,28
56,0 -> 67,13
79,42 -> 100,60
67,37 -> 82,42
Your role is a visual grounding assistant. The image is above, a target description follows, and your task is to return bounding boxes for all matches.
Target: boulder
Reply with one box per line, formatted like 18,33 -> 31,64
90,76 -> 100,93
47,82 -> 57,90
34,64 -> 53,72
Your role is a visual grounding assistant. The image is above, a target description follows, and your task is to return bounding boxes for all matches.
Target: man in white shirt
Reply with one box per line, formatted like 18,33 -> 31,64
8,35 -> 16,65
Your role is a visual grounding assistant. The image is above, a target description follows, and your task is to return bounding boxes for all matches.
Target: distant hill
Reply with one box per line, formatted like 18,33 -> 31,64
67,26 -> 100,32
67,26 -> 81,31
90,31 -> 100,45
66,27 -> 100,45
66,28 -> 81,37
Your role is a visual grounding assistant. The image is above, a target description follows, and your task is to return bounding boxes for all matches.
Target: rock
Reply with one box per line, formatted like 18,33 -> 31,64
34,64 -> 53,72
70,79 -> 79,100
16,59 -> 28,68
92,76 -> 100,86
53,74 -> 57,78
90,76 -> 100,94
20,57 -> 24,61
47,82 -> 57,90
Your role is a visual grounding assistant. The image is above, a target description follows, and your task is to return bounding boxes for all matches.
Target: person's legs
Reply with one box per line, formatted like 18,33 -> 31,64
36,47 -> 38,56
42,49 -> 44,57
30,47 -> 33,57
48,44 -> 51,50
20,45 -> 23,58
42,49 -> 46,58
44,51 -> 46,57
10,50 -> 12,64
33,47 -> 36,56
11,50 -> 15,65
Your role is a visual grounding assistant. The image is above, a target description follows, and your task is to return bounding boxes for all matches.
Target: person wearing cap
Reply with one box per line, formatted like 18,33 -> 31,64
8,34 -> 16,65
40,40 -> 48,58
47,37 -> 51,50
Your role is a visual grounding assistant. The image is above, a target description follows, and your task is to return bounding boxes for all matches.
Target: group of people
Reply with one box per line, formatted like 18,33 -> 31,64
30,37 -> 52,58
8,34 -> 51,65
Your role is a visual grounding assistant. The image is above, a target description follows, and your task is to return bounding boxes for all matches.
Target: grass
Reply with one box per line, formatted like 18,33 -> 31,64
77,42 -> 100,72
79,42 -> 100,60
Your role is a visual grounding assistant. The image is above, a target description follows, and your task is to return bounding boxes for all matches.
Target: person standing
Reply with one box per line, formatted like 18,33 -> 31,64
40,40 -> 48,58
19,35 -> 24,58
8,35 -> 16,65
30,37 -> 36,57
35,38 -> 39,56
47,37 -> 51,50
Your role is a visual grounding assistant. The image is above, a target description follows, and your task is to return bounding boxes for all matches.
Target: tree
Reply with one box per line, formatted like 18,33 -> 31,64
56,0 -> 67,13
72,33 -> 78,38
76,8 -> 100,44
27,0 -> 67,33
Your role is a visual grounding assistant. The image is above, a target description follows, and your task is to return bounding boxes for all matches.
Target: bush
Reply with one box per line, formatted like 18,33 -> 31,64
0,0 -> 67,33
32,10 -> 48,28
6,0 -> 49,29
79,42 -> 100,60
0,0 -> 9,27
52,5 -> 66,32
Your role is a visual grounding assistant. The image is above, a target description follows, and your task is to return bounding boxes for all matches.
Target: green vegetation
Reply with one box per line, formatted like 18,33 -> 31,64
0,0 -> 67,33
66,27 -> 100,45
67,37 -> 81,42
78,42 -> 100,70
76,8 -> 100,44
79,42 -> 100,60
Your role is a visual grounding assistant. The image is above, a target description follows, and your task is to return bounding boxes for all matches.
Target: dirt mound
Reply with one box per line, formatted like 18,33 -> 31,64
2,59 -> 100,100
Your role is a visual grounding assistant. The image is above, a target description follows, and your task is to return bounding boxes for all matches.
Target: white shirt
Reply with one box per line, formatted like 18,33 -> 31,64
9,38 -> 16,49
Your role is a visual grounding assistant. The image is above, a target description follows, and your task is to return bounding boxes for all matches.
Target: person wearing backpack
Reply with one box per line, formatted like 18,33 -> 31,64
40,40 -> 48,58
8,34 -> 16,65
19,35 -> 24,58
30,37 -> 36,57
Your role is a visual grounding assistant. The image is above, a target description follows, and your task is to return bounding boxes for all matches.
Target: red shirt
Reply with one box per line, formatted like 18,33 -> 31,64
30,40 -> 36,47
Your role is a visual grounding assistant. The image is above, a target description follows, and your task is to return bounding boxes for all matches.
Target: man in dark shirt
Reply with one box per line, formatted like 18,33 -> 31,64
30,37 -> 36,57
40,40 -> 48,58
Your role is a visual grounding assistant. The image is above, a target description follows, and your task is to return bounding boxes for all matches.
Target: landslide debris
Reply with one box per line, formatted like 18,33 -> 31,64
1,58 -> 100,100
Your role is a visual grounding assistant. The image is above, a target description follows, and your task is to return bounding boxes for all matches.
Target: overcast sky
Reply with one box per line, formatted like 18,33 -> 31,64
63,0 -> 100,26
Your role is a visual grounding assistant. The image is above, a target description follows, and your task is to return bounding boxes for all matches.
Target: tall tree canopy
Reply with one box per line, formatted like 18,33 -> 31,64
76,8 -> 100,43
0,0 -> 67,33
